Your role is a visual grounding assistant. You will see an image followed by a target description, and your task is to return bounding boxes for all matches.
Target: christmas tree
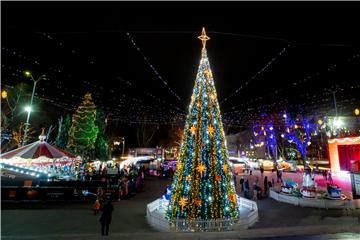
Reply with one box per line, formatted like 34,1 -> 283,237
67,93 -> 99,158
167,28 -> 239,221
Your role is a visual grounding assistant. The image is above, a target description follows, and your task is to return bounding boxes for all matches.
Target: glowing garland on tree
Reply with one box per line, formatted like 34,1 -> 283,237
166,28 -> 239,221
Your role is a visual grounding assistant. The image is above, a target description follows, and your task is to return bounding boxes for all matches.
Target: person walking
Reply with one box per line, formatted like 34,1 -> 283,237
100,201 -> 114,236
244,179 -> 250,199
252,183 -> 258,200
263,176 -> 268,196
260,166 -> 264,177
93,198 -> 101,215
328,170 -> 333,184
239,177 -> 245,193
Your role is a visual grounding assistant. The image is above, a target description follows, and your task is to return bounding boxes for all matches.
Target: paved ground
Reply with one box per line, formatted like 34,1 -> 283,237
2,172 -> 360,239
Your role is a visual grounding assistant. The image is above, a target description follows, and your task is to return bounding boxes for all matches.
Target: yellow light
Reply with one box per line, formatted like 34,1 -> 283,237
1,90 -> 7,99
24,71 -> 31,77
355,108 -> 360,116
294,124 -> 298,129
318,119 -> 323,125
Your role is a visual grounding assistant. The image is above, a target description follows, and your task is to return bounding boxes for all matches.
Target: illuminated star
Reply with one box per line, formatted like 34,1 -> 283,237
190,125 -> 197,135
197,163 -> 206,178
204,69 -> 212,79
179,196 -> 187,211
223,164 -> 228,173
229,193 -> 237,203
185,175 -> 191,181
208,125 -> 215,138
198,27 -> 210,49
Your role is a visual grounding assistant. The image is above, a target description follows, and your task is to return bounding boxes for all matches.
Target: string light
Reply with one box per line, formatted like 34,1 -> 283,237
126,32 -> 183,105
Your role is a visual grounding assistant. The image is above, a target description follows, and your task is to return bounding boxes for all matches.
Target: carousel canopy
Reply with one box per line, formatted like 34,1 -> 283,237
0,137 -> 76,160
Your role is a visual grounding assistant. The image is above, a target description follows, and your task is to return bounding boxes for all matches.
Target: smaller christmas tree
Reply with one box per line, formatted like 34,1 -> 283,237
55,114 -> 71,149
95,108 -> 108,161
67,93 -> 99,159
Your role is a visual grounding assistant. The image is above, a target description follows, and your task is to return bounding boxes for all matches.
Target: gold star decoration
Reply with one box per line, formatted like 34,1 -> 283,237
185,175 -> 192,181
198,27 -> 210,49
223,164 -> 228,173
215,175 -> 222,182
204,69 -> 213,79
179,197 -> 187,211
229,193 -> 237,203
208,125 -> 215,138
190,125 -> 197,135
197,163 -> 206,178
177,163 -> 182,170
195,199 -> 202,206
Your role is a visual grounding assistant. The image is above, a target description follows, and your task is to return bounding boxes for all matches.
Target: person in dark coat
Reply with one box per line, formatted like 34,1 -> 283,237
100,201 -> 114,236
239,177 -> 245,193
263,176 -> 268,196
244,179 -> 250,199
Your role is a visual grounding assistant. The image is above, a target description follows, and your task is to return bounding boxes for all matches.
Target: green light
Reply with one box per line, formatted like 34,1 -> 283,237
24,71 -> 31,77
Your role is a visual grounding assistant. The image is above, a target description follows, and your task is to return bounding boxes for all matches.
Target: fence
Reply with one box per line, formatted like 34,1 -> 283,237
146,197 -> 259,232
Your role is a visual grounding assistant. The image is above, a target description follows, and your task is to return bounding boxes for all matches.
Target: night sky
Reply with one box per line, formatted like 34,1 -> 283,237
2,2 -> 360,147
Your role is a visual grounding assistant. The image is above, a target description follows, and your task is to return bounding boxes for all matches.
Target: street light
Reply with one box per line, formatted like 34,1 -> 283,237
121,137 -> 125,157
22,71 -> 47,146
24,106 -> 32,113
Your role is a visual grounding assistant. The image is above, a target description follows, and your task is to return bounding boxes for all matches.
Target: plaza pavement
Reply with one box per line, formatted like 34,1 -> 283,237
1,173 -> 360,239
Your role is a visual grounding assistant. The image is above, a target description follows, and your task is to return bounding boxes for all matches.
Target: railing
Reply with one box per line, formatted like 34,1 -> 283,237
270,188 -> 359,209
146,197 -> 259,232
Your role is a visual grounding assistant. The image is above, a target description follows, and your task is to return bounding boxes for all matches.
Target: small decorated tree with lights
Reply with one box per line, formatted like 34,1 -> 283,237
166,29 -> 238,221
283,115 -> 316,166
94,108 -> 108,161
55,114 -> 71,149
67,93 -> 99,159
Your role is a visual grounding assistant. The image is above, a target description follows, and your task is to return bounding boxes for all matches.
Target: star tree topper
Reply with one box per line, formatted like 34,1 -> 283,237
198,27 -> 210,49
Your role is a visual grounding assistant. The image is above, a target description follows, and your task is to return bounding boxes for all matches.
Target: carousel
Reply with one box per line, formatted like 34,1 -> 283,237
0,130 -> 81,179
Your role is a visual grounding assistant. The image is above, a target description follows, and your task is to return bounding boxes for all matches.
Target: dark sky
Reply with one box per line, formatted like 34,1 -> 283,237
2,1 -> 360,146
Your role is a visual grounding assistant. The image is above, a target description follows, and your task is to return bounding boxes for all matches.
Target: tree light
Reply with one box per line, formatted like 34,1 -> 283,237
355,108 -> 360,116
1,90 -> 7,99
333,118 -> 344,128
317,119 -> 323,125
24,71 -> 32,77
25,106 -> 32,113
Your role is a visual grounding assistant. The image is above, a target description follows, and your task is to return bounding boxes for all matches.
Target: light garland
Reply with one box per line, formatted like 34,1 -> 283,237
328,136 -> 360,144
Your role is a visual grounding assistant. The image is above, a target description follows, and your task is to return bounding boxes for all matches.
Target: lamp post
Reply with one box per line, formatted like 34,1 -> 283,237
121,137 -> 125,157
22,71 -> 47,146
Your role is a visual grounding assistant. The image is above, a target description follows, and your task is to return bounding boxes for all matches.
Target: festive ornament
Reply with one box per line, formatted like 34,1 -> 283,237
223,164 -> 228,173
215,175 -> 221,181
179,197 -> 187,211
197,163 -> 206,178
195,199 -> 202,206
185,175 -> 192,181
208,125 -> 215,138
190,126 -> 197,135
